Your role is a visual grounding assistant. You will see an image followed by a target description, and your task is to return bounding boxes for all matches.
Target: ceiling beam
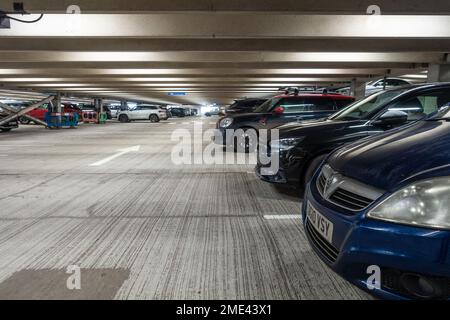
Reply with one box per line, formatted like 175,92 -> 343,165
3,14 -> 450,38
4,0 -> 450,14
0,51 -> 443,63
0,38 -> 449,52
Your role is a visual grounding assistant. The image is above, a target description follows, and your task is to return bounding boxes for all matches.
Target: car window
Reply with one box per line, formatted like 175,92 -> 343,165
335,98 -> 355,110
387,79 -> 408,86
388,89 -> 450,121
331,88 -> 409,121
278,97 -> 336,113
373,80 -> 385,87
253,98 -> 281,113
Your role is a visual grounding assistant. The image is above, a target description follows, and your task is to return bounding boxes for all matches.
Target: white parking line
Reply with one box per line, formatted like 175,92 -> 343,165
263,215 -> 302,220
90,145 -> 140,167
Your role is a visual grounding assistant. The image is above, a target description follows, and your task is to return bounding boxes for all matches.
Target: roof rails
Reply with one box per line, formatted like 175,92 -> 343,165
278,86 -> 341,95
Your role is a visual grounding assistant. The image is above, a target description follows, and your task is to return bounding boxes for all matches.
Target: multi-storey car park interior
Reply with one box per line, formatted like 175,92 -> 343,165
0,0 -> 450,304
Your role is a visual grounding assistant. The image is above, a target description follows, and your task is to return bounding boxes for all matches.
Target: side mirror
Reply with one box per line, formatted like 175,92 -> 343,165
373,110 -> 408,127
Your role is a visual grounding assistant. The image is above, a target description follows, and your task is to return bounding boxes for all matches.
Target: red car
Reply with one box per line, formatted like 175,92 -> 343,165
20,103 -> 82,124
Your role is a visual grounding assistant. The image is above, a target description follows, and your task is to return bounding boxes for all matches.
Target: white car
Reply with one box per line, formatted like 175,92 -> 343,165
108,105 -> 121,118
365,78 -> 412,96
117,105 -> 169,123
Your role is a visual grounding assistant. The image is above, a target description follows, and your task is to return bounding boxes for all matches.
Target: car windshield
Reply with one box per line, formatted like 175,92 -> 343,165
253,98 -> 281,113
329,88 -> 409,121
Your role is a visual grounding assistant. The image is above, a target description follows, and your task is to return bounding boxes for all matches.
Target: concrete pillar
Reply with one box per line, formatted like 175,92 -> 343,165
95,98 -> 103,113
350,79 -> 366,100
55,93 -> 62,113
120,100 -> 128,111
428,64 -> 450,82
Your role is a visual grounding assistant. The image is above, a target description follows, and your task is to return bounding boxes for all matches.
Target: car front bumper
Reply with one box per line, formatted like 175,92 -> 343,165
302,174 -> 450,300
255,145 -> 306,185
0,121 -> 19,130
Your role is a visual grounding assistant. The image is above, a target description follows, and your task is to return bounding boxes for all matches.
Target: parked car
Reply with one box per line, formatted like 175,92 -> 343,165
0,107 -> 18,132
169,107 -> 186,117
108,105 -> 121,118
205,108 -> 220,117
216,92 -> 355,152
335,78 -> 413,98
62,104 -> 83,119
117,104 -> 169,123
15,102 -> 82,124
302,105 -> 450,300
256,83 -> 450,187
366,78 -> 413,96
222,98 -> 268,116
79,104 -> 112,119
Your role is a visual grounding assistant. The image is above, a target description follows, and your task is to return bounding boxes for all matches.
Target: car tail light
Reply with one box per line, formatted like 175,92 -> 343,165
273,106 -> 285,114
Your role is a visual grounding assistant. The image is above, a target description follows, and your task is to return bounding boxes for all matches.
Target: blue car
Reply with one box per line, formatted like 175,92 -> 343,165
302,104 -> 450,300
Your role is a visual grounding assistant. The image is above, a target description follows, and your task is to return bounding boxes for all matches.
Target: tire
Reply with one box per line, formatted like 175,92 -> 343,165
1,128 -> 12,132
119,114 -> 129,123
19,117 -> 30,125
303,154 -> 328,187
150,114 -> 160,123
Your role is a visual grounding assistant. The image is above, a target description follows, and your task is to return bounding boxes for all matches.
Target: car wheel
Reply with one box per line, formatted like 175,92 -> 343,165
150,114 -> 160,123
0,128 -> 12,132
303,154 -> 328,187
234,128 -> 258,153
119,115 -> 129,123
19,117 -> 30,125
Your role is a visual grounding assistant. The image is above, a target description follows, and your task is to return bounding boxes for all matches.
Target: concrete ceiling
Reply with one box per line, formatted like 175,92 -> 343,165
0,0 -> 449,106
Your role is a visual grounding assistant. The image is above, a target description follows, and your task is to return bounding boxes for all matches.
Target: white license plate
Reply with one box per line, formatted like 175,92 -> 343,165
307,203 -> 334,244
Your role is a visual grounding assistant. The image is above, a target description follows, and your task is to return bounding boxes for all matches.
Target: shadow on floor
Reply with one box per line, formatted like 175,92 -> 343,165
272,184 -> 305,201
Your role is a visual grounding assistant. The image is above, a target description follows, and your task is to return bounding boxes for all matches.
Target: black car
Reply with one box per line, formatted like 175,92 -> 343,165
0,107 -> 19,132
222,98 -> 268,116
205,108 -> 220,117
216,92 -> 355,152
170,108 -> 186,117
256,83 -> 450,187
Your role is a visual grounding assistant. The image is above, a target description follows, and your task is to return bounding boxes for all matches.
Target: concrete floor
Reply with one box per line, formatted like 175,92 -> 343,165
0,117 -> 370,300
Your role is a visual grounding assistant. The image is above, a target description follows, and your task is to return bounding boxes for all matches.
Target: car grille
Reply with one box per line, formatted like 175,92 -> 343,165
329,188 -> 374,211
305,218 -> 339,263
317,173 -> 327,192
316,164 -> 384,213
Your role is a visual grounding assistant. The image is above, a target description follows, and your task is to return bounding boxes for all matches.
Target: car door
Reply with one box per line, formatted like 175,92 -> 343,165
128,106 -> 142,120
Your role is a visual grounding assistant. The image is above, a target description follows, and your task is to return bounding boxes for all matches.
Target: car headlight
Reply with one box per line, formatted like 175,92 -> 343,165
368,177 -> 450,229
219,117 -> 233,128
271,137 -> 304,151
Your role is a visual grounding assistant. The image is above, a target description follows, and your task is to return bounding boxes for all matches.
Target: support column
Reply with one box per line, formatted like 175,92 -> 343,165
350,79 -> 366,100
120,100 -> 128,111
428,63 -> 450,82
95,98 -> 104,113
55,93 -> 62,113
94,98 -> 104,123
